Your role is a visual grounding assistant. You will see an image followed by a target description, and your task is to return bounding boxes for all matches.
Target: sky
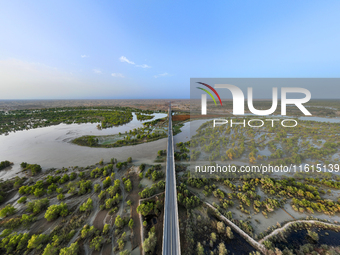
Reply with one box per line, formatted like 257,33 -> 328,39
1,0 -> 340,99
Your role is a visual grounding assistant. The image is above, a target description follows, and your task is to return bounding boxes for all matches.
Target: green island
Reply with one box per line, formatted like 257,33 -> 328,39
72,117 -> 184,148
0,106 -> 156,135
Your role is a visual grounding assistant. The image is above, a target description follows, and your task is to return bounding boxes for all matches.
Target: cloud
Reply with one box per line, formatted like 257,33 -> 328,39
81,55 -> 89,58
111,73 -> 124,78
119,56 -> 151,68
136,64 -> 151,68
93,69 -> 102,74
154,72 -> 170,78
119,56 -> 135,65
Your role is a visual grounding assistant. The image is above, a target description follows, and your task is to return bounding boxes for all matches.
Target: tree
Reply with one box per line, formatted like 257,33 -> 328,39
28,164 -> 42,176
226,226 -> 234,239
21,214 -> 35,226
307,230 -> 319,242
44,203 -> 68,221
217,221 -> 225,234
218,242 -> 228,255
116,162 -> 123,170
27,234 -> 48,249
90,236 -> 104,251
59,242 -> 79,255
143,229 -> 157,253
42,243 -> 58,255
115,215 -> 124,228
128,219 -> 134,229
117,232 -> 126,250
139,163 -> 146,171
137,202 -> 154,216
27,198 -> 49,214
197,242 -> 204,255
103,224 -> 110,234
34,187 -> 45,197
124,179 -> 132,192
80,198 -> 93,212
127,157 -> 132,163
81,225 -> 96,239
94,184 -> 101,193
103,177 -> 112,188
18,196 -> 27,204
143,221 -> 147,227
0,204 -> 16,217
57,194 -> 65,200
211,232 -> 217,243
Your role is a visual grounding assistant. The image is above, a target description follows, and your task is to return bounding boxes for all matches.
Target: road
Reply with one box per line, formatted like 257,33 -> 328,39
162,102 -> 181,255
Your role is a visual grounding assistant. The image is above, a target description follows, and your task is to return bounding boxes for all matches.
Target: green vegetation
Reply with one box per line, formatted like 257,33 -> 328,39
72,116 -> 175,148
143,227 -> 157,254
177,183 -> 200,209
44,203 -> 68,221
21,163 -> 42,176
79,198 -> 93,212
0,204 -> 16,218
0,161 -> 11,171
27,198 -> 49,214
81,224 -> 97,239
136,113 -> 154,121
90,236 -> 104,251
0,106 -> 141,135
59,242 -> 79,255
17,196 -> 27,203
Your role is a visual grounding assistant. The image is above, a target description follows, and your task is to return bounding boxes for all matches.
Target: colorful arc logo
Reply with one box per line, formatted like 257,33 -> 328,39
196,82 -> 223,106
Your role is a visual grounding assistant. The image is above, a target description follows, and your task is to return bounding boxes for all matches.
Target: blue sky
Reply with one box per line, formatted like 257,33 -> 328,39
1,0 -> 340,99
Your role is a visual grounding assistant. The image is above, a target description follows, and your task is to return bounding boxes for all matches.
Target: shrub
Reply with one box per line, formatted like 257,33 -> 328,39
94,184 -> 101,193
44,203 -> 68,221
18,196 -> 27,204
128,219 -> 134,229
103,224 -> 110,234
59,242 -> 79,255
124,179 -> 132,192
42,243 -> 58,255
57,194 -> 65,200
0,204 -> 16,218
27,234 -> 48,249
115,215 -> 124,228
143,227 -> 156,253
90,236 -> 104,251
137,202 -> 154,216
80,198 -> 93,212
21,214 -> 35,226
81,225 -> 96,239
27,198 -> 49,214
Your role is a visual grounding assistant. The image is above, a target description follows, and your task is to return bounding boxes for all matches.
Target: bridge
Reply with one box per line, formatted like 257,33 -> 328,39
162,102 -> 181,255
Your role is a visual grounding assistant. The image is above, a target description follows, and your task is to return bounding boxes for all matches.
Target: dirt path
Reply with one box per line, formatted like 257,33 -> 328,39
281,207 -> 296,220
102,243 -> 112,255
259,219 -> 340,244
205,202 -> 267,254
93,209 -> 109,232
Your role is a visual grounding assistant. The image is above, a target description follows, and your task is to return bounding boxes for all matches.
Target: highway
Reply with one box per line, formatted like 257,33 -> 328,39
162,102 -> 181,255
